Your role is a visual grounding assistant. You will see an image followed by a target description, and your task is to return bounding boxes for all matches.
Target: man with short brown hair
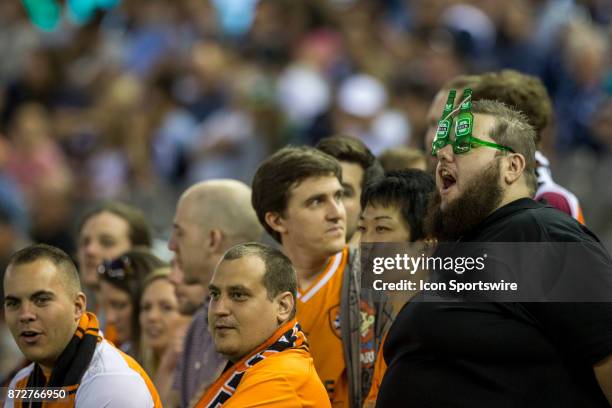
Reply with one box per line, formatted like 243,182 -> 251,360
252,146 -> 391,407
4,244 -> 161,407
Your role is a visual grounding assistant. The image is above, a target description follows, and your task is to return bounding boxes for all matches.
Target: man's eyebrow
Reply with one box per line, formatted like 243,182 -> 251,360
31,291 -> 55,299
4,291 -> 55,303
227,285 -> 251,293
208,284 -> 220,292
305,193 -> 326,203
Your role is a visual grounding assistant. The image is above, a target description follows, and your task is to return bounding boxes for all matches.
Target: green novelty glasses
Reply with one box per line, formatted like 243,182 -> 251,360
431,88 -> 515,156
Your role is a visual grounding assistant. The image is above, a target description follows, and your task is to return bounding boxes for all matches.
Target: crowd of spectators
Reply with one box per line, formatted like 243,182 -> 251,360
0,0 -> 611,382
1,0 -> 611,248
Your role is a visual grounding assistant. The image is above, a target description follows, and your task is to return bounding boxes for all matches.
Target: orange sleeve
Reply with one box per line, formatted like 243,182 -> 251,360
363,334 -> 388,407
224,351 -> 331,408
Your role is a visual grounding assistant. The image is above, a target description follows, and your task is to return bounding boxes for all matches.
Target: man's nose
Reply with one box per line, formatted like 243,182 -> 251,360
327,199 -> 345,221
436,144 -> 455,163
19,302 -> 36,323
211,295 -> 230,317
168,231 -> 178,251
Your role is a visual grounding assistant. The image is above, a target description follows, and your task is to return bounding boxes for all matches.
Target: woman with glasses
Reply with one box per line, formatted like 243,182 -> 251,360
98,248 -> 165,357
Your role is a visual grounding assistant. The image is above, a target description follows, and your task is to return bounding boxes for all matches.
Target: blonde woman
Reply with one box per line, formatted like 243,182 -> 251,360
139,268 -> 191,404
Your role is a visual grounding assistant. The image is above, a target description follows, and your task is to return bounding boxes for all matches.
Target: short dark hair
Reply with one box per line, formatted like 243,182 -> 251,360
7,244 -> 81,294
472,70 -> 552,146
222,242 -> 297,318
252,146 -> 341,243
78,202 -> 152,248
316,135 -> 384,190
361,169 -> 436,241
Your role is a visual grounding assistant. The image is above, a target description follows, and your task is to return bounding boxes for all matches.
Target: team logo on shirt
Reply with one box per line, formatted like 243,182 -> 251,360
329,304 -> 341,338
360,300 -> 376,368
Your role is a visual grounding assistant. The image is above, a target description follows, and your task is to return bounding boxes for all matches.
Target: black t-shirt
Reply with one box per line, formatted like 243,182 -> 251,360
377,198 -> 612,407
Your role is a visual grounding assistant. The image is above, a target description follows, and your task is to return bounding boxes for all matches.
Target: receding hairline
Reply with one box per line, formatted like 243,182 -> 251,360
214,253 -> 267,284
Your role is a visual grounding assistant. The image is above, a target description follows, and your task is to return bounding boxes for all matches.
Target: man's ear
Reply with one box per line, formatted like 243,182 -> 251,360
503,153 -> 526,185
264,212 -> 287,235
74,292 -> 86,322
208,229 -> 224,253
276,291 -> 294,324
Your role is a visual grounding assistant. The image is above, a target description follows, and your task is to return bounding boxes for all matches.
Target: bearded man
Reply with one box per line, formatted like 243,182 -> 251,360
376,97 -> 612,407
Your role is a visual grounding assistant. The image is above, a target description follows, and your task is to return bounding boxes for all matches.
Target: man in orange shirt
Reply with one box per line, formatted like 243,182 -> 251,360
195,242 -> 329,407
251,146 -> 391,407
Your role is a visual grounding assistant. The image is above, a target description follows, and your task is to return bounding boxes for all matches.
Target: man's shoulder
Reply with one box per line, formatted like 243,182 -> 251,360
482,200 -> 596,242
76,340 -> 158,406
82,340 -> 148,381
226,349 -> 329,408
245,348 -> 317,383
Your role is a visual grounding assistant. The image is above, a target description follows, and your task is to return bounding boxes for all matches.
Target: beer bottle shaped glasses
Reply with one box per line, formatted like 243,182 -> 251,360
454,88 -> 473,153
430,89 -> 456,156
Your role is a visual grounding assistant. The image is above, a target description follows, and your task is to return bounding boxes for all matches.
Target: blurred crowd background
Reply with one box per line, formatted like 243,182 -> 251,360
0,0 -> 610,300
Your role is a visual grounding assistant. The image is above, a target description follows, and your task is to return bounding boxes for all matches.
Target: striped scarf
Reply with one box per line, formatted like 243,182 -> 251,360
14,312 -> 101,408
195,319 -> 307,408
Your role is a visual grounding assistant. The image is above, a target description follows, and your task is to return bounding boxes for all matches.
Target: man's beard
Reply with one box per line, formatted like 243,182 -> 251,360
425,158 -> 504,241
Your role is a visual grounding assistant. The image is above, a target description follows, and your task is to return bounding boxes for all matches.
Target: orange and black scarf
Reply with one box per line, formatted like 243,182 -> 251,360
195,319 -> 308,408
14,312 -> 102,408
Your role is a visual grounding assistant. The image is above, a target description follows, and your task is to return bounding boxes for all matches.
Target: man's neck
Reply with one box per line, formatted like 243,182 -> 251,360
347,231 -> 361,247
281,244 -> 335,290
496,187 -> 531,212
40,363 -> 53,378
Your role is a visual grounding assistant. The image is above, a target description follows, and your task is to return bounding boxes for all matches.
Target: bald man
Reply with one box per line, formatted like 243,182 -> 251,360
167,179 -> 263,408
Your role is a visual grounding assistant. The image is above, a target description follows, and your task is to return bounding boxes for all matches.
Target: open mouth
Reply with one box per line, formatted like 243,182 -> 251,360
439,169 -> 457,191
20,330 -> 42,344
